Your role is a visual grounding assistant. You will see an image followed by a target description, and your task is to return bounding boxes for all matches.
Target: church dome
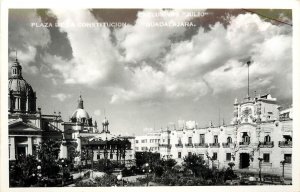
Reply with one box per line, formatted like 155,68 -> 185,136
70,95 -> 93,126
8,58 -> 36,113
71,108 -> 90,119
8,78 -> 33,93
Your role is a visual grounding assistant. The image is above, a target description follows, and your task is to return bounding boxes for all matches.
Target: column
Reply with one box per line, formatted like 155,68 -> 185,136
27,137 -> 33,155
9,137 -> 16,160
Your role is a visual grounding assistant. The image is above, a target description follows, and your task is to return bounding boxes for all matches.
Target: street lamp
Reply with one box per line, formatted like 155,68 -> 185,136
258,157 -> 263,183
280,160 -> 286,180
143,163 -> 151,186
61,159 -> 65,187
37,165 -> 42,186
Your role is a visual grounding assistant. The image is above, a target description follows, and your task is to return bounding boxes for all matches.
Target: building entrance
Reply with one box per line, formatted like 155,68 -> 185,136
17,146 -> 26,156
239,153 -> 250,169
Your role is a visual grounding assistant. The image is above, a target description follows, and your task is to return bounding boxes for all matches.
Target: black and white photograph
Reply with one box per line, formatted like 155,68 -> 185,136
1,1 -> 300,191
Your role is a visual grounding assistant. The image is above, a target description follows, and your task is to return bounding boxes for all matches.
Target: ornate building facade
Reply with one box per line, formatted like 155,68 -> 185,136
158,94 -> 292,177
8,58 -> 63,161
8,58 -> 136,166
60,96 -> 135,166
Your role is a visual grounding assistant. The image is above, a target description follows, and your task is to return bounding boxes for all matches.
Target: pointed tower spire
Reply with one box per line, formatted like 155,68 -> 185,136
77,95 -> 84,109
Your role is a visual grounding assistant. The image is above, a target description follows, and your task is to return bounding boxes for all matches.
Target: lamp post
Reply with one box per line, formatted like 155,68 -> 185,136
142,163 -> 151,186
280,160 -> 286,180
37,165 -> 42,186
61,159 -> 65,187
258,157 -> 263,183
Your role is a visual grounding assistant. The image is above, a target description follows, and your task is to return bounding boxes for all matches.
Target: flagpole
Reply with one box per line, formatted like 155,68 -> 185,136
247,61 -> 251,99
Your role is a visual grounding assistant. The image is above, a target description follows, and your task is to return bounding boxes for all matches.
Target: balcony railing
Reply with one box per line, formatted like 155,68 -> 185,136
239,141 -> 250,146
222,142 -> 231,148
278,141 -> 292,148
175,144 -> 183,148
185,143 -> 193,148
209,143 -> 220,148
259,141 -> 274,148
194,143 -> 208,148
159,144 -> 172,149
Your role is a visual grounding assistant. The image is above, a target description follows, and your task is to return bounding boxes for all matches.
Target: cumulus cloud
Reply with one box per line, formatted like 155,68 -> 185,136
51,93 -> 72,102
163,13 -> 292,98
202,14 -> 292,95
115,9 -> 195,65
9,9 -> 51,74
44,10 -> 292,103
45,9 -> 125,86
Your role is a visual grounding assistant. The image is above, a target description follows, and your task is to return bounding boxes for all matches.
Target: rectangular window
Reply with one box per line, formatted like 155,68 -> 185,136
212,152 -> 218,160
188,152 -> 192,157
97,154 -> 100,159
200,134 -> 205,144
135,140 -> 139,143
263,153 -> 270,163
214,135 -> 218,143
178,152 -> 181,158
135,147 -> 139,150
284,154 -> 292,164
178,137 -> 182,145
226,153 -> 231,161
188,137 -> 192,144
110,153 -> 113,159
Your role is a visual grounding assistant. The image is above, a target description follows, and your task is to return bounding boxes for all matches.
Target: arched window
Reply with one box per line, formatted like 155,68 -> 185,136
264,135 -> 271,142
242,132 -> 250,143
227,137 -> 232,144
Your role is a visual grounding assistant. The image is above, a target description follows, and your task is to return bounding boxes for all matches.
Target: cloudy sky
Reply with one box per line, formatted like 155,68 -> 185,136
8,9 -> 292,136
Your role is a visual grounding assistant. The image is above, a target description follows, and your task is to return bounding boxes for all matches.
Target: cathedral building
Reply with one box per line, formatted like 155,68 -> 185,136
8,58 -> 63,161
60,95 -> 135,166
158,94 -> 292,177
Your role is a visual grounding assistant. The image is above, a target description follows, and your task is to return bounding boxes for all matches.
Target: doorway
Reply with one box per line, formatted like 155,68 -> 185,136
239,153 -> 250,169
17,146 -> 26,156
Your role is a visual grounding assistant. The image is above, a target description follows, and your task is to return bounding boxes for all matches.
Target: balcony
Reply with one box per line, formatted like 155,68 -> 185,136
209,143 -> 220,148
159,144 -> 172,149
194,143 -> 208,148
175,144 -> 183,148
239,141 -> 250,146
222,143 -> 231,148
185,143 -> 193,148
278,141 -> 292,148
259,141 -> 274,148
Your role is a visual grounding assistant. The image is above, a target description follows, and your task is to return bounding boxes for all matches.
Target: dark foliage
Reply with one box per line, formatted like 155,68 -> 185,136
9,155 -> 39,187
135,152 -> 160,168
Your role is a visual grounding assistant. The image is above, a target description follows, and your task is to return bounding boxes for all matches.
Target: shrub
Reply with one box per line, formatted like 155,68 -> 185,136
95,174 -> 118,186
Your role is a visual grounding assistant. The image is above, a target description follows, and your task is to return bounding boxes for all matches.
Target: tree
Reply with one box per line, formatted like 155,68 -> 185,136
36,138 -> 62,178
135,152 -> 160,169
162,158 -> 177,169
182,154 -> 208,178
9,154 -> 39,187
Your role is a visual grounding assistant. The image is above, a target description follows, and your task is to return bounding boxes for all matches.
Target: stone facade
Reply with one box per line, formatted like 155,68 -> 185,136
8,59 -> 63,161
158,94 -> 292,177
60,96 -> 135,166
